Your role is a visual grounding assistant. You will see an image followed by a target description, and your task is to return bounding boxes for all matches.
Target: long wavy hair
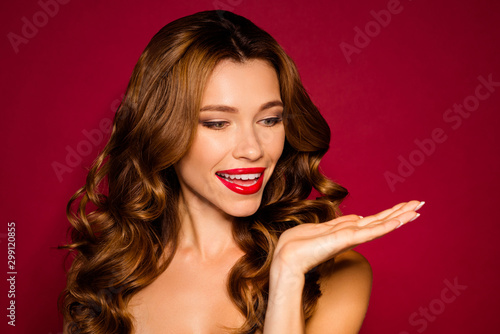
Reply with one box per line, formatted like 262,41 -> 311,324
60,10 -> 348,334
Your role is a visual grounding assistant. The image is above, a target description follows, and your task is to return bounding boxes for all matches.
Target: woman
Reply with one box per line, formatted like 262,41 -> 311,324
60,10 -> 423,334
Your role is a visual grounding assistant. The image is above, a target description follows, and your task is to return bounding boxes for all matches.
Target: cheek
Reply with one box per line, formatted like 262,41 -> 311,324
183,133 -> 229,170
262,129 -> 286,161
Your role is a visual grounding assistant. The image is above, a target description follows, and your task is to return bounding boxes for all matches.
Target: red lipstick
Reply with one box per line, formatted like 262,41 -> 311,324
216,167 -> 266,195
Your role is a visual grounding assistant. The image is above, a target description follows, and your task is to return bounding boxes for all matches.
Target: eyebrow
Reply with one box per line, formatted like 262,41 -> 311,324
199,100 -> 284,113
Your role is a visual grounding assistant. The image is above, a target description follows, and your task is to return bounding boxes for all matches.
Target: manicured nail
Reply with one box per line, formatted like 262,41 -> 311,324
396,220 -> 404,229
409,213 -> 421,222
415,201 -> 426,212
358,216 -> 364,219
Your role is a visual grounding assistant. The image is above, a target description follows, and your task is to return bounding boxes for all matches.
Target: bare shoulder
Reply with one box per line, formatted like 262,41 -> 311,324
305,250 -> 373,334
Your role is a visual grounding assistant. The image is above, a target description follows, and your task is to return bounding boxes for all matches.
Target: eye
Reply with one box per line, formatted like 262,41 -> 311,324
260,117 -> 282,127
202,121 -> 229,130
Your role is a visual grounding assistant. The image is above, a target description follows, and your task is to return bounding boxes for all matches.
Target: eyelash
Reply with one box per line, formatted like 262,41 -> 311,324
260,117 -> 283,127
201,117 -> 283,130
202,121 -> 228,130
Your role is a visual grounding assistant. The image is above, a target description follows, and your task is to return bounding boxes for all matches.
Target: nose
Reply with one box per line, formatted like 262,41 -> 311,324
232,124 -> 264,161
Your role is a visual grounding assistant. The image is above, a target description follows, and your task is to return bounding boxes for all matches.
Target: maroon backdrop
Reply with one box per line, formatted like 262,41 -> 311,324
1,0 -> 499,333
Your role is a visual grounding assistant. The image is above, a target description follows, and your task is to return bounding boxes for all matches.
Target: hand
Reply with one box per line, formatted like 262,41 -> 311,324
271,200 -> 425,278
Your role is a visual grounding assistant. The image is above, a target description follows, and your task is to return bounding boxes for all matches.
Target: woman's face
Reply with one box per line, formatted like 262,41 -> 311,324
175,58 -> 285,217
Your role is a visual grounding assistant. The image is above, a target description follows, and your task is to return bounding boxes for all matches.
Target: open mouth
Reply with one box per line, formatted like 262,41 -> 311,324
215,167 -> 266,195
215,172 -> 262,186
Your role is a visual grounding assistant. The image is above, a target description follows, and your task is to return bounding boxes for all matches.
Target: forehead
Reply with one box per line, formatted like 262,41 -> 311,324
201,59 -> 281,107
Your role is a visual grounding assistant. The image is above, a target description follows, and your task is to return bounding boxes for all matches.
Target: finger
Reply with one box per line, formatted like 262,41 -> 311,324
357,202 -> 407,226
392,210 -> 421,228
309,210 -> 422,268
330,208 -> 419,236
364,209 -> 420,232
358,200 -> 422,227
323,214 -> 362,226
326,207 -> 413,232
378,200 -> 423,223
315,218 -> 402,258
322,219 -> 364,234
352,219 -> 402,243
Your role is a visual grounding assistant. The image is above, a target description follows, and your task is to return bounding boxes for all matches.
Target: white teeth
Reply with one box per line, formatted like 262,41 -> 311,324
217,173 -> 261,180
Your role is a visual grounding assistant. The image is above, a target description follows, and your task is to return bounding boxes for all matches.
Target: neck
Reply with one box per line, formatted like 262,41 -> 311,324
176,190 -> 239,261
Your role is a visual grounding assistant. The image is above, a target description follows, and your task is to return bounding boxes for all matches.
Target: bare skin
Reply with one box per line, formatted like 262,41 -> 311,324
128,238 -> 247,333
65,59 -> 424,333
128,59 -> 424,333
128,201 -> 423,334
263,200 -> 423,334
130,58 -> 286,333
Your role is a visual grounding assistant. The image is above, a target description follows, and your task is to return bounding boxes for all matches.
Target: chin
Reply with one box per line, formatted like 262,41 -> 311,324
223,199 -> 262,218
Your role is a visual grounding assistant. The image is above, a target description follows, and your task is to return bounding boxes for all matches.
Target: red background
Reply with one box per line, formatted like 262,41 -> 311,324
1,0 -> 499,333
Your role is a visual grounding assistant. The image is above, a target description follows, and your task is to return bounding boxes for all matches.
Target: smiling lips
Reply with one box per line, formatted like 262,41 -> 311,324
216,167 -> 266,195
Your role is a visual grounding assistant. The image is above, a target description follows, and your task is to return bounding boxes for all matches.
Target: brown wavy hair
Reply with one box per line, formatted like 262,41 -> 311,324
59,10 -> 348,334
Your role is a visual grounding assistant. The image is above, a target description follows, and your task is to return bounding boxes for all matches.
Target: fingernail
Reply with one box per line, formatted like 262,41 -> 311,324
396,220 -> 404,229
358,216 -> 364,219
415,201 -> 426,212
409,213 -> 421,222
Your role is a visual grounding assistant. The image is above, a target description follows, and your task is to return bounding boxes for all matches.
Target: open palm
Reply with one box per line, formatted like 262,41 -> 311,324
272,200 -> 424,277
